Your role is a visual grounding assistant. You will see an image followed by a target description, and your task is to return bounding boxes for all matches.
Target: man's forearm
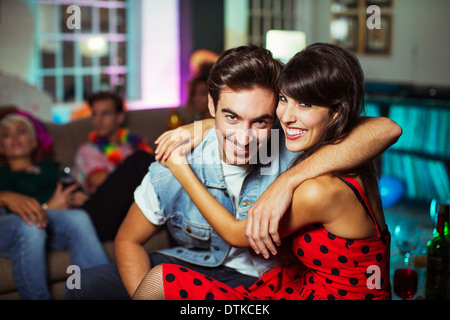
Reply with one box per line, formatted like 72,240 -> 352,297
284,116 -> 402,190
115,240 -> 152,297
114,202 -> 159,297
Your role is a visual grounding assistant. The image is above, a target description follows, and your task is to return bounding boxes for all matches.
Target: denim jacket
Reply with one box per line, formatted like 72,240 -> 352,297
148,125 -> 299,276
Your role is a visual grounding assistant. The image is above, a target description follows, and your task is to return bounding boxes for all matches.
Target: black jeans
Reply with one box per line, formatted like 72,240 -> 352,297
65,253 -> 259,300
81,151 -> 155,241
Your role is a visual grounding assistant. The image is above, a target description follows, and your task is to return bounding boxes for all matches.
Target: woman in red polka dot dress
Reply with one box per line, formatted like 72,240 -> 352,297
133,43 -> 392,300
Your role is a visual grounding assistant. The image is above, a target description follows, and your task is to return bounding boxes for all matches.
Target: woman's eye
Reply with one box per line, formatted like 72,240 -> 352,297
278,95 -> 287,102
298,102 -> 312,108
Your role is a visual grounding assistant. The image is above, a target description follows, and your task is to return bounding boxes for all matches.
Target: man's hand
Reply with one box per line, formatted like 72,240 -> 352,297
69,190 -> 90,207
245,172 -> 295,258
0,191 -> 48,228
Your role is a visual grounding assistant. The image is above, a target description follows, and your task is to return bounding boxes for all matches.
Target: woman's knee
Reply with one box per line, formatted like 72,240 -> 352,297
13,220 -> 47,245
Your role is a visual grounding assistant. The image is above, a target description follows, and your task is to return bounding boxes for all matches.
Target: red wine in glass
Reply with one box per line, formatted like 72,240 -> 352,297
394,268 -> 418,299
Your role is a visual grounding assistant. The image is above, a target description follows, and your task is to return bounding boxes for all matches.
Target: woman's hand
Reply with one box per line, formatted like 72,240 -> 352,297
158,145 -> 188,169
47,183 -> 79,210
154,119 -> 214,161
244,172 -> 296,258
0,191 -> 48,228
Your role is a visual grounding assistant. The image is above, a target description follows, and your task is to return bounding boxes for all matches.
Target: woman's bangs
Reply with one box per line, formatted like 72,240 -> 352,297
280,65 -> 329,106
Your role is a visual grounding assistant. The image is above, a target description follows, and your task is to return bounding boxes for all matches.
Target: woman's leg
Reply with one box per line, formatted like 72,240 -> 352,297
46,209 -> 109,268
132,264 -> 165,300
0,211 -> 50,300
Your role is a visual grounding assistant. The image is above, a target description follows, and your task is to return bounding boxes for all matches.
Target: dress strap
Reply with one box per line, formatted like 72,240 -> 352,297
338,176 -> 382,237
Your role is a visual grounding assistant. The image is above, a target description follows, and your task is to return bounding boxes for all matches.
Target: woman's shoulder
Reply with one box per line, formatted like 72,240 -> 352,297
292,174 -> 351,213
295,174 -> 345,198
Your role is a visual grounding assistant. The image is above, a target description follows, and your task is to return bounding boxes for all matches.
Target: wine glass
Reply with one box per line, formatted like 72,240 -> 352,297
393,268 -> 418,300
394,223 -> 420,268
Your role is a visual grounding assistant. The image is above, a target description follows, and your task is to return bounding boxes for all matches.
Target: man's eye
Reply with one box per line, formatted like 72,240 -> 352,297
254,120 -> 268,128
227,115 -> 237,121
278,95 -> 287,102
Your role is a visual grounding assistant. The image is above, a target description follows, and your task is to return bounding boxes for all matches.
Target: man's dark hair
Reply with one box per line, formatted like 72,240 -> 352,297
87,91 -> 124,113
207,46 -> 282,110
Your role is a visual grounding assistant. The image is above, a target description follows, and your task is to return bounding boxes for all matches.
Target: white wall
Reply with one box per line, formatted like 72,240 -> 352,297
0,0 -> 35,84
224,0 -> 450,87
134,0 -> 180,109
308,0 -> 450,86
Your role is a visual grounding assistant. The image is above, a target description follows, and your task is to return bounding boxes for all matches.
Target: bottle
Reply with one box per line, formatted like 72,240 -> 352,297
425,203 -> 449,299
443,204 -> 450,299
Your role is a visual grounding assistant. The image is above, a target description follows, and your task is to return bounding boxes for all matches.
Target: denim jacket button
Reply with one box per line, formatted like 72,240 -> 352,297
241,201 -> 254,206
204,255 -> 210,260
224,191 -> 229,197
213,246 -> 220,251
186,226 -> 192,233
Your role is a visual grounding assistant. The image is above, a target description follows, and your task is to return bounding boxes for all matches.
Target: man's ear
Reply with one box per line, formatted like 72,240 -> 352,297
207,94 -> 216,118
117,111 -> 126,126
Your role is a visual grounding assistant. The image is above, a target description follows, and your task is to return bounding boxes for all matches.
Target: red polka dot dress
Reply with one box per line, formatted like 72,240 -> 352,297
162,177 -> 391,300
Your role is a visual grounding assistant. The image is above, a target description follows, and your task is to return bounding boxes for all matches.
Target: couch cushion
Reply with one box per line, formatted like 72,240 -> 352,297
44,108 -> 172,167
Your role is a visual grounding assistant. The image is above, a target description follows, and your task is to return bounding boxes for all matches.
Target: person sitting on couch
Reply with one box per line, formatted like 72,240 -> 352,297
0,114 -> 109,300
72,91 -> 152,194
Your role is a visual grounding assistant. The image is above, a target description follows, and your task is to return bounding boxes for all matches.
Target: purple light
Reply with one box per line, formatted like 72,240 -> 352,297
131,0 -> 180,110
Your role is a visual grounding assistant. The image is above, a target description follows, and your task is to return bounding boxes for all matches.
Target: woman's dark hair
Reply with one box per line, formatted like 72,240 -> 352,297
87,91 -> 124,113
280,42 -> 364,160
207,45 -> 282,109
277,43 -> 383,266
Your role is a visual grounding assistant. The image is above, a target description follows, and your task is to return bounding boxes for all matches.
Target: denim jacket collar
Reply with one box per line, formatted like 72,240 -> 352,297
189,126 -> 228,190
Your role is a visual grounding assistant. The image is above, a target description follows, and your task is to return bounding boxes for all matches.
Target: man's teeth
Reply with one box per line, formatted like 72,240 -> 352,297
287,128 -> 307,136
234,143 -> 246,151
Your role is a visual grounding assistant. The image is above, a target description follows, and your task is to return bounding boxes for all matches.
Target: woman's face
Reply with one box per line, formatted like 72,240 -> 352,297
276,91 -> 333,153
0,121 -> 37,160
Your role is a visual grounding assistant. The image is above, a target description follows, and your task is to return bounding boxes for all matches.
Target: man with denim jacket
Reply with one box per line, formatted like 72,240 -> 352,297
66,46 -> 401,299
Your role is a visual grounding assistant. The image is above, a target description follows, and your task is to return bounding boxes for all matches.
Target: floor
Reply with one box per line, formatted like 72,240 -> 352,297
383,199 -> 435,300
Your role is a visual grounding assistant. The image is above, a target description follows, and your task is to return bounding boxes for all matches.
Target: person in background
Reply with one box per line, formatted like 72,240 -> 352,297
0,114 -> 109,300
177,62 -> 214,124
72,91 -> 152,194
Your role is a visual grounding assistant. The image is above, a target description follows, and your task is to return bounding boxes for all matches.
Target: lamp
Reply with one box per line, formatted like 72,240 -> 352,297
266,30 -> 306,64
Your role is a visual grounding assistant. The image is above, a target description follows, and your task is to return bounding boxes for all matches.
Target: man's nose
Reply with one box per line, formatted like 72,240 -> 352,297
235,128 -> 256,146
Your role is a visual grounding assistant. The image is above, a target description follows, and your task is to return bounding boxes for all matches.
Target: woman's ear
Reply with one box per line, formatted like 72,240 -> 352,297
207,94 -> 216,118
31,136 -> 39,151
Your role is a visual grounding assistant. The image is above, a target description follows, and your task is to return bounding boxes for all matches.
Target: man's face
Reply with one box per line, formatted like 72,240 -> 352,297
208,87 -> 277,166
91,99 -> 124,139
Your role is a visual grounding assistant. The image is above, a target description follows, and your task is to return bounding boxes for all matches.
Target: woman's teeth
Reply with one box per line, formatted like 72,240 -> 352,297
286,128 -> 306,136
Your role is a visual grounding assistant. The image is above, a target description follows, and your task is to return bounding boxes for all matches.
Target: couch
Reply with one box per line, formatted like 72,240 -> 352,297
0,107 -> 177,299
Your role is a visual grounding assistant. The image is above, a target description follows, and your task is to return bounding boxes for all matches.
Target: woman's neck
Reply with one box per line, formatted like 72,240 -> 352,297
8,157 -> 34,172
